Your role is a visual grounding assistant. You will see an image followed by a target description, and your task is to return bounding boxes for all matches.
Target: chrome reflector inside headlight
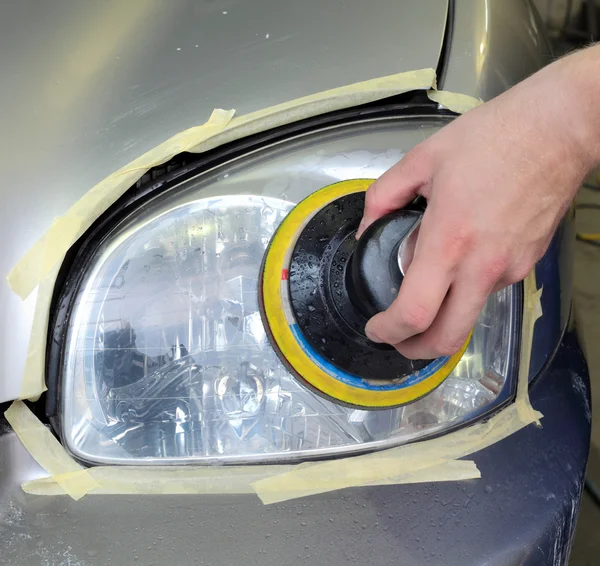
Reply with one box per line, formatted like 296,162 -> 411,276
58,116 -> 518,464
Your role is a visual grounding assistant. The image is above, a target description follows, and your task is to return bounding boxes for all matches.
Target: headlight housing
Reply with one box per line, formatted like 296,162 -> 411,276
51,109 -> 520,465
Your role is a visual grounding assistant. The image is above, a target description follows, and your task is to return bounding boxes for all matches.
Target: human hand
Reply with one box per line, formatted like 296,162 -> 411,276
357,47 -> 600,359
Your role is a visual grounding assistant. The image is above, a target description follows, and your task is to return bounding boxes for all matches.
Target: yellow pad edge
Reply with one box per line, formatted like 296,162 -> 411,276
261,179 -> 470,408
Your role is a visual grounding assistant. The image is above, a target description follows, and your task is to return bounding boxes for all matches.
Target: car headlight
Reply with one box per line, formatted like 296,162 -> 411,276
53,111 -> 520,465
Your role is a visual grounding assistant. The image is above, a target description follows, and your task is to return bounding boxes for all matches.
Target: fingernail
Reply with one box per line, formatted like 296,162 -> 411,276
365,325 -> 382,343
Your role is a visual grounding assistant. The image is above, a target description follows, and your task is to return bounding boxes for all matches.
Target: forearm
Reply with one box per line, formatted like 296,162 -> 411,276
539,44 -> 600,175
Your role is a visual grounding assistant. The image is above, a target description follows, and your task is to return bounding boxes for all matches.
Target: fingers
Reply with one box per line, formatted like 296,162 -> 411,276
357,144 -> 431,238
393,258 -> 493,360
364,204 -> 503,359
364,216 -> 454,346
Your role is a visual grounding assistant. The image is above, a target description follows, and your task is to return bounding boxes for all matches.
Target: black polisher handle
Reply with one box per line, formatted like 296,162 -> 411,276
347,196 -> 426,319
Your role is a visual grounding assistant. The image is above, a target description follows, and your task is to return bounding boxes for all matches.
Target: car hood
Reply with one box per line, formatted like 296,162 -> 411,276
0,0 -> 448,401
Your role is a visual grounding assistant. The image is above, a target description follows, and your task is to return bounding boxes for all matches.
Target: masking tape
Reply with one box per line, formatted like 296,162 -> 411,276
5,272 -> 541,502
18,265 -> 60,401
7,68 -> 437,303
427,90 -> 483,114
365,459 -> 481,486
21,460 -> 479,497
253,403 -> 537,504
10,67 -> 437,403
3,69 -> 543,503
6,108 -> 235,304
4,401 -> 99,500
252,271 -> 543,504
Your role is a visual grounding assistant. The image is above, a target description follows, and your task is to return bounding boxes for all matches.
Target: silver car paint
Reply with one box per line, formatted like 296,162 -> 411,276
0,1 -> 557,565
443,0 -> 550,99
0,0 -> 447,403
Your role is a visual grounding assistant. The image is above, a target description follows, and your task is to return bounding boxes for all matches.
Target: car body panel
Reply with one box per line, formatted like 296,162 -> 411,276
443,0 -> 551,100
0,0 -> 448,402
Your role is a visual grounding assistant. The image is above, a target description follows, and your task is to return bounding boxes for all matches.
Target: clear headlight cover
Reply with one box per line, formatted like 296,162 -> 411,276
60,117 -> 518,465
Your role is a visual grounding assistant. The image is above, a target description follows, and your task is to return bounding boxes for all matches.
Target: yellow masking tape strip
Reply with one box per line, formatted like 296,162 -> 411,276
9,67 -> 438,404
7,68 -> 437,302
252,403 -> 538,504
19,265 -> 60,401
21,459 -> 479,497
23,465 -> 292,496
6,108 -> 236,302
427,90 -> 483,114
516,274 -> 544,425
252,271 -> 543,504
7,272 -> 541,503
366,459 -> 481,486
254,461 -> 481,506
4,401 -> 99,500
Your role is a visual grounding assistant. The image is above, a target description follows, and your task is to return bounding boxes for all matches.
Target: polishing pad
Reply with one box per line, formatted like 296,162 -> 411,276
259,179 -> 469,408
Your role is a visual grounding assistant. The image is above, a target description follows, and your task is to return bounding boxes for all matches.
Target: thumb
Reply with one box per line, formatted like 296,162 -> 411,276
357,145 -> 431,238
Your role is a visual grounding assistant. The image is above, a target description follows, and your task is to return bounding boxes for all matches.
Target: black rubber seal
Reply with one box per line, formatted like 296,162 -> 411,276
45,91 -> 457,422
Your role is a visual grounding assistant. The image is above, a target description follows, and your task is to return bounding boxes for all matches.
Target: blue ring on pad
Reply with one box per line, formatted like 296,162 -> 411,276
290,324 -> 450,392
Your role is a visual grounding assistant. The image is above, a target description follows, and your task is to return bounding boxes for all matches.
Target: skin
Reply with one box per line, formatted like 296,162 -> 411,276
357,45 -> 600,359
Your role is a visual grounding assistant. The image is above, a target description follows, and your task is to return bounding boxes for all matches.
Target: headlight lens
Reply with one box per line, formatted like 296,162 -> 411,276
60,117 -> 518,464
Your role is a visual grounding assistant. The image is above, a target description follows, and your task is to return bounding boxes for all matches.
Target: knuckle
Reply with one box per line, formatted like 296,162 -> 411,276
436,337 -> 465,358
443,226 -> 474,259
406,142 -> 431,166
508,262 -> 532,283
364,181 -> 384,210
481,254 -> 509,284
395,343 -> 419,360
399,302 -> 432,334
534,246 -> 549,264
364,181 -> 377,201
492,277 -> 510,293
